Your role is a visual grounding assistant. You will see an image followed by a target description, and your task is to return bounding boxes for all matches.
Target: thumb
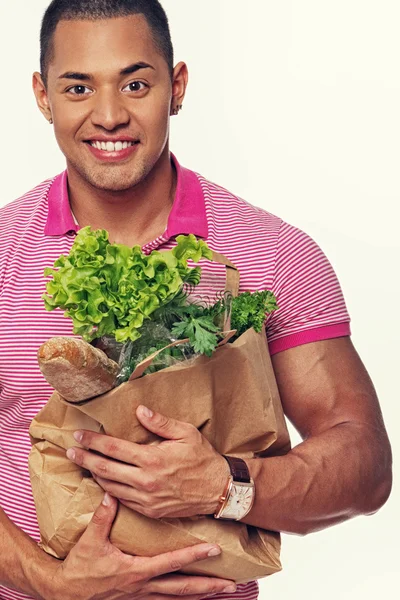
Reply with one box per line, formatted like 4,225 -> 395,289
137,405 -> 192,441
81,493 -> 118,545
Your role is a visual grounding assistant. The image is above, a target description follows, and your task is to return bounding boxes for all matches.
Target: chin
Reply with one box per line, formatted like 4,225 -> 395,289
77,162 -> 149,192
91,176 -> 144,192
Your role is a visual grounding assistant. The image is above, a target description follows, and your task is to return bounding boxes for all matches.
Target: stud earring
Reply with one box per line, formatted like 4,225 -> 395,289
49,118 -> 53,125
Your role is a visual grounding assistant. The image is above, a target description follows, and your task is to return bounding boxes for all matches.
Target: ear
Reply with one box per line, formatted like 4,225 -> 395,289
32,72 -> 53,123
170,61 -> 189,116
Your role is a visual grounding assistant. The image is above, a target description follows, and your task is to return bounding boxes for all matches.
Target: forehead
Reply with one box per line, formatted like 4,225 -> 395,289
49,15 -> 165,77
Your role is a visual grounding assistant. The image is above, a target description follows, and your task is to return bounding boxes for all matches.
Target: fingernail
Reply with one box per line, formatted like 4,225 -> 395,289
223,585 -> 237,593
73,431 -> 83,443
207,546 -> 221,557
102,492 -> 111,506
141,405 -> 154,418
66,448 -> 76,461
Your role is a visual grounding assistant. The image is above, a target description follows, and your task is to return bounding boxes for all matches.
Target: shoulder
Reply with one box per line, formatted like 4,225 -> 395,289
197,172 -> 283,236
194,171 -> 323,289
191,170 -> 351,350
199,169 -> 331,263
195,173 -> 283,286
0,177 -> 57,289
0,177 -> 55,240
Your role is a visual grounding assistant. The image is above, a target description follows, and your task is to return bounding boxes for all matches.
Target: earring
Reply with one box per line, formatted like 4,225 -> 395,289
49,118 -> 53,125
172,105 -> 183,116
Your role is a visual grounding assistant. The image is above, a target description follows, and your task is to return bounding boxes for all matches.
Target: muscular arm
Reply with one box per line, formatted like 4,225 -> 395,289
66,337 -> 392,537
0,507 -> 54,598
244,337 -> 392,535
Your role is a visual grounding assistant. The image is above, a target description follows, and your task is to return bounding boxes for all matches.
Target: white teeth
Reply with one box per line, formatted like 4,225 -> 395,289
91,141 -> 135,152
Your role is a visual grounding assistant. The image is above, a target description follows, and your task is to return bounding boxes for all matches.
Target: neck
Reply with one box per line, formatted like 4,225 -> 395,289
67,148 -> 176,247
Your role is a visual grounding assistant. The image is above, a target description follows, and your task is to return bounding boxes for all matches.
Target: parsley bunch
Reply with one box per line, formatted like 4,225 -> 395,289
231,291 -> 279,337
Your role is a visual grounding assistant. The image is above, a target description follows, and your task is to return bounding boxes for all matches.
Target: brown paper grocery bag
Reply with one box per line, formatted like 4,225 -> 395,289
29,326 -> 290,583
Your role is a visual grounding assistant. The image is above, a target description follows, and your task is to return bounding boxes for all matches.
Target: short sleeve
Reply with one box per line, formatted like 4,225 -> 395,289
266,221 -> 351,355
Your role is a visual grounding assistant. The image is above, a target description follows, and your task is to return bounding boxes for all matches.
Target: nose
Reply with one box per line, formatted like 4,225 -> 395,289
90,87 -> 130,130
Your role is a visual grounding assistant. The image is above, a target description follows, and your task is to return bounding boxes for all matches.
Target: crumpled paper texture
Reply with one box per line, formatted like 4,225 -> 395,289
29,327 -> 291,583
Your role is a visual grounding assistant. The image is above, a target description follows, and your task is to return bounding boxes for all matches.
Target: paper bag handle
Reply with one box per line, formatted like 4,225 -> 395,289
208,251 -> 240,330
210,251 -> 240,298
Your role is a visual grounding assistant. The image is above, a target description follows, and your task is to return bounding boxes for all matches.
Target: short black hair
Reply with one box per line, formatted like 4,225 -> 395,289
40,0 -> 174,86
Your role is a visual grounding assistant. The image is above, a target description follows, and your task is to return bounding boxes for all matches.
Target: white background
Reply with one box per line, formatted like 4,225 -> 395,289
0,1 -> 399,598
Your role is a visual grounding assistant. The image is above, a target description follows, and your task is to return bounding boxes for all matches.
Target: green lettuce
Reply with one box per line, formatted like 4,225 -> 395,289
43,227 -> 212,343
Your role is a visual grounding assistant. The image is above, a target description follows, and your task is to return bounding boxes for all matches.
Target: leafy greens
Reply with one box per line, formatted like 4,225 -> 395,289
43,227 -> 279,370
231,290 -> 279,337
43,227 -> 212,343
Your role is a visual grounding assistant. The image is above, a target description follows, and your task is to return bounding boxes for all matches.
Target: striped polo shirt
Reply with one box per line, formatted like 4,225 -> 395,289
0,154 -> 350,600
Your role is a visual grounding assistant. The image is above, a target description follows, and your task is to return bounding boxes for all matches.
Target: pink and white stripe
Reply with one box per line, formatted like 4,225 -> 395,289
0,156 -> 350,600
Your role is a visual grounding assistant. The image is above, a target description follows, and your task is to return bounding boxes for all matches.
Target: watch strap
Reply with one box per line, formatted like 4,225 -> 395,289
223,455 -> 250,483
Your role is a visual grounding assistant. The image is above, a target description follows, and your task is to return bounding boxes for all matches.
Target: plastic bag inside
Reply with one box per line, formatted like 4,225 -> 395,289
92,321 -> 199,385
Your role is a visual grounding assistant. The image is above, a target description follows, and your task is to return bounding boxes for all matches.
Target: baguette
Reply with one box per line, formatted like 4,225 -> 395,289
38,337 -> 119,403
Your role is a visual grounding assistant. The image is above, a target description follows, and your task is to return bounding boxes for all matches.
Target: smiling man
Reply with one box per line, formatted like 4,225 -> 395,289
36,4 -> 188,248
0,1 -> 393,600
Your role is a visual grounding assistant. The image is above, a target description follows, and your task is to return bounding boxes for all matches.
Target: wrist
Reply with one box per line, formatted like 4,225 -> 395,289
205,455 -> 231,515
214,456 -> 256,521
246,456 -> 263,483
24,548 -> 60,600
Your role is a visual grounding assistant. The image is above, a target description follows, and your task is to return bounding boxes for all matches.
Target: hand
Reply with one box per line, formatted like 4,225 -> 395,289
66,406 -> 229,519
44,493 -> 236,600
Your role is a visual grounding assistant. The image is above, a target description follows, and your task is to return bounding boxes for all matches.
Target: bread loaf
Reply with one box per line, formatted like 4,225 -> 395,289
38,337 -> 119,403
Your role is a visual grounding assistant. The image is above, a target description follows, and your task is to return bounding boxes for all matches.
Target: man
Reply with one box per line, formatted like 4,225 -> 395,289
0,1 -> 392,599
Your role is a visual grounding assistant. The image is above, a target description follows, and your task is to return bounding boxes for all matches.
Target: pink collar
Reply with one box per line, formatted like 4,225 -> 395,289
44,154 -> 208,239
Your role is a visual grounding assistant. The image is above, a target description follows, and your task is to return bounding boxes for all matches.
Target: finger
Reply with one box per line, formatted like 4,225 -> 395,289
94,476 -> 150,503
119,498 -> 168,519
147,574 -> 237,597
72,430 -> 148,467
133,543 -> 231,581
137,405 -> 195,441
66,447 -> 142,486
80,493 -> 118,544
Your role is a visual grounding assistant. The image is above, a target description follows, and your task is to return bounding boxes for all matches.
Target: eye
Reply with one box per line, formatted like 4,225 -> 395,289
122,81 -> 148,93
67,85 -> 92,96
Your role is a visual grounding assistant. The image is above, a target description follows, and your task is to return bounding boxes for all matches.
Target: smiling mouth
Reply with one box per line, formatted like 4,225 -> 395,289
86,140 -> 140,152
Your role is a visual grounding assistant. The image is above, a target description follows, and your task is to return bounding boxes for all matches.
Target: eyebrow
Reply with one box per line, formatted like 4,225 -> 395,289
58,62 -> 155,81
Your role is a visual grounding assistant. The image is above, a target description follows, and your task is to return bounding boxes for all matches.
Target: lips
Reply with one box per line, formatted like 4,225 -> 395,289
85,139 -> 140,162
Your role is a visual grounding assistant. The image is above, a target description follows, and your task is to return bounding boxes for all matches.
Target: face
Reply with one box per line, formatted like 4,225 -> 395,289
33,16 -> 187,192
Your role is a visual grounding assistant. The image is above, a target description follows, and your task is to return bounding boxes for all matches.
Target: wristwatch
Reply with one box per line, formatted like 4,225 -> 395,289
214,456 -> 255,521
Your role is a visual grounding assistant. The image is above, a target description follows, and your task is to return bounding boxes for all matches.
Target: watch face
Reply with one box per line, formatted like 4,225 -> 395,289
222,482 -> 254,520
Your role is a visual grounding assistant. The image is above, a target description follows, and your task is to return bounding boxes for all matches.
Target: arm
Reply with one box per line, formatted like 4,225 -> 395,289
0,506 -> 55,598
67,339 -> 391,535
243,336 -> 392,534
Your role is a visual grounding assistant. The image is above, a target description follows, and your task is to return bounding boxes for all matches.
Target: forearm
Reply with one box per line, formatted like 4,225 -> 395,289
244,422 -> 392,535
0,507 -> 57,598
